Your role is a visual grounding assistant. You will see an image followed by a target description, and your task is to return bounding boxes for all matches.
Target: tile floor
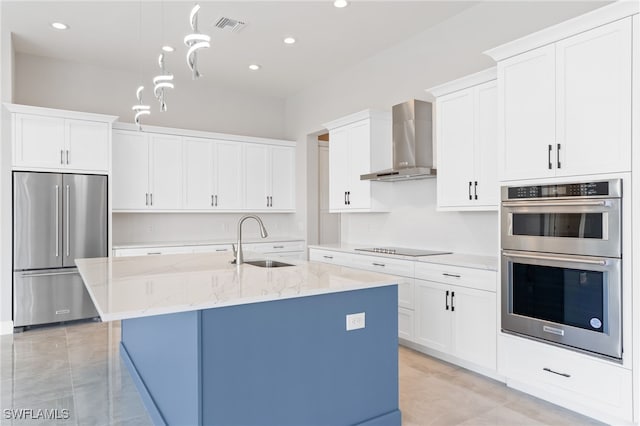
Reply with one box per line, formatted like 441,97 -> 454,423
0,321 -> 603,426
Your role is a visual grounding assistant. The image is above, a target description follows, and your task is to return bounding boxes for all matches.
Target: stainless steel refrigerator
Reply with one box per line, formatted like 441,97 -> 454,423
13,171 -> 107,329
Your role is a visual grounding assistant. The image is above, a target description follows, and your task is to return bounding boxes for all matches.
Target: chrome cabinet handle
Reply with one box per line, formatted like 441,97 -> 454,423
347,191 -> 350,205
146,252 -> 162,255
443,273 -> 461,278
557,143 -> 561,169
215,248 -> 228,252
211,195 -> 214,207
55,185 -> 59,257
273,245 -> 285,249
474,181 -> 478,200
451,291 -> 455,311
372,262 -> 386,267
543,367 -> 570,378
468,181 -> 472,200
150,193 -> 153,206
66,150 -> 70,165
269,196 -> 273,207
323,255 -> 333,259
548,144 -> 553,169
215,195 -> 218,207
344,192 -> 347,205
65,185 -> 70,257
445,290 -> 449,310
267,196 -> 270,207
60,150 -> 64,165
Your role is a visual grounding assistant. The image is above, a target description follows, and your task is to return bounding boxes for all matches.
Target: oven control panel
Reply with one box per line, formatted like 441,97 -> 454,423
506,181 -> 617,199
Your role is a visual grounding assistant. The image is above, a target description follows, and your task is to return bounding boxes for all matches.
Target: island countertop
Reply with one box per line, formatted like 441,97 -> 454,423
75,252 -> 399,322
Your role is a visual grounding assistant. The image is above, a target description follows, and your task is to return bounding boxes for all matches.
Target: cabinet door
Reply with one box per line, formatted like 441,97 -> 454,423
329,127 -> 349,211
65,119 -> 109,171
499,44 -> 556,181
149,134 -> 183,210
112,131 -> 149,209
414,279 -> 452,353
214,141 -> 243,210
13,114 -> 65,168
451,286 -> 496,370
436,89 -> 475,208
474,81 -> 498,207
555,18 -> 632,176
244,143 -> 269,209
346,121 -> 371,209
270,146 -> 295,210
183,137 -> 213,210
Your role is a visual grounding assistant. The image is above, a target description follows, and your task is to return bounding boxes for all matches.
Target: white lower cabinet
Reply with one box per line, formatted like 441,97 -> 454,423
500,334 -> 632,424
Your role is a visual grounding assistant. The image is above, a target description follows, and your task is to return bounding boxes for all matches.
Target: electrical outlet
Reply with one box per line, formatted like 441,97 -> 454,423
346,312 -> 365,331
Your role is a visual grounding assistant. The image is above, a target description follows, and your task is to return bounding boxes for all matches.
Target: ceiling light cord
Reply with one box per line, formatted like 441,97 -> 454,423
184,4 -> 210,79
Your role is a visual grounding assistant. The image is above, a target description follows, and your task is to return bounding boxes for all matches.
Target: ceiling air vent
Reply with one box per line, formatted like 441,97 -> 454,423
214,17 -> 246,32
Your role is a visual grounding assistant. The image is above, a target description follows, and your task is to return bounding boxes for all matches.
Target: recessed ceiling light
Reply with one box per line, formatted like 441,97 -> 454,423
162,45 -> 175,53
249,64 -> 261,71
333,0 -> 349,8
283,37 -> 296,45
50,22 -> 69,30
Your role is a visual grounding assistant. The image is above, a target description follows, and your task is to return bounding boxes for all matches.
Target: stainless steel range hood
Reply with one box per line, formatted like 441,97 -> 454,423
360,99 -> 435,182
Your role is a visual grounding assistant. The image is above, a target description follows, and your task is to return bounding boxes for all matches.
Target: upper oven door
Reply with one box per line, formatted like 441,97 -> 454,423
501,198 -> 621,258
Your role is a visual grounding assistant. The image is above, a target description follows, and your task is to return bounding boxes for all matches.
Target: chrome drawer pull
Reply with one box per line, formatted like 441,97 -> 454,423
442,273 -> 461,278
372,262 -> 386,267
323,255 -> 333,259
273,245 -> 285,249
543,367 -> 570,378
146,252 -> 162,255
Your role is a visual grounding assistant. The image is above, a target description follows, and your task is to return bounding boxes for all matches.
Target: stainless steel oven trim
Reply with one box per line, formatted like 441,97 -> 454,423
501,198 -> 621,258
501,250 -> 622,359
500,179 -> 622,201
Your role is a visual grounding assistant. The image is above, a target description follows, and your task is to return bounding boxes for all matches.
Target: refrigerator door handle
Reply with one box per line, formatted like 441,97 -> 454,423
65,185 -> 70,257
20,270 -> 79,278
55,185 -> 59,257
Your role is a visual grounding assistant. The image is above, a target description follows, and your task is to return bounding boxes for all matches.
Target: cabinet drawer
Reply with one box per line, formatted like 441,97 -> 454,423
113,246 -> 194,257
501,335 -> 632,421
398,307 -> 414,341
244,241 -> 305,253
309,249 -> 355,267
414,262 -> 496,292
191,244 -> 232,254
350,254 -> 414,278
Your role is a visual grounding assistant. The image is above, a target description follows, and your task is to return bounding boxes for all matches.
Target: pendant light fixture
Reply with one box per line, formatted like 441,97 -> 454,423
132,86 -> 150,128
184,4 -> 210,79
153,53 -> 174,111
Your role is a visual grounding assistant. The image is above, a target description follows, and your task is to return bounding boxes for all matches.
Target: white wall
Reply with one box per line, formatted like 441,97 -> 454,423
14,53 -> 286,139
285,1 -> 606,256
113,213 -> 300,246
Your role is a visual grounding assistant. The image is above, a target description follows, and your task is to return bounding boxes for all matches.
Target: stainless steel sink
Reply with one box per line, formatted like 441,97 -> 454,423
244,260 -> 294,268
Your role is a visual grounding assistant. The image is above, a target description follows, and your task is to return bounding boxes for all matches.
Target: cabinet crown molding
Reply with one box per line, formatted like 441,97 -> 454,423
322,109 -> 390,131
3,103 -> 118,123
112,122 -> 295,147
426,67 -> 497,98
484,1 -> 639,62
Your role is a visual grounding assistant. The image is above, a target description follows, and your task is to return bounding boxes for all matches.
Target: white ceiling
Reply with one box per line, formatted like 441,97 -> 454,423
2,1 -> 482,98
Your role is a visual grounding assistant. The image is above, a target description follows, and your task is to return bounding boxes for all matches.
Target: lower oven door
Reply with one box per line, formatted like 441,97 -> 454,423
501,250 -> 621,359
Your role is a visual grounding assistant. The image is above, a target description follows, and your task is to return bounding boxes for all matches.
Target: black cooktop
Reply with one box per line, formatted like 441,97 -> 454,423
354,247 -> 451,257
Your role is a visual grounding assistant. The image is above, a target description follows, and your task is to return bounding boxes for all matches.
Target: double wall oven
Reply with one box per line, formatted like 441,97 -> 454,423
501,179 -> 622,360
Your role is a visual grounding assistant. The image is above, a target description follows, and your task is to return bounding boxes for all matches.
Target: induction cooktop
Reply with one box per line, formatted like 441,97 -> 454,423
354,247 -> 451,257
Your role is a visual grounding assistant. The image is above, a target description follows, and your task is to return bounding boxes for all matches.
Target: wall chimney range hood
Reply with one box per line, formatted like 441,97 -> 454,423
360,99 -> 436,182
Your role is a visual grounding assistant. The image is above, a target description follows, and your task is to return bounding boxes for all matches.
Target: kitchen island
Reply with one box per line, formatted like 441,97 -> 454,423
76,252 -> 401,426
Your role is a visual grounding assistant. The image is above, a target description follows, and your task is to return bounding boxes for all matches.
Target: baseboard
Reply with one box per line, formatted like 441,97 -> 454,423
0,320 -> 13,335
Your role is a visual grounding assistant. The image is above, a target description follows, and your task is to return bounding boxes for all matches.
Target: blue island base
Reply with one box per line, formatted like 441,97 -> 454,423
120,285 -> 400,426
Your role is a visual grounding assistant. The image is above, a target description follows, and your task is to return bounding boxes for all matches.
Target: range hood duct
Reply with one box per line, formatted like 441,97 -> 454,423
360,99 -> 436,182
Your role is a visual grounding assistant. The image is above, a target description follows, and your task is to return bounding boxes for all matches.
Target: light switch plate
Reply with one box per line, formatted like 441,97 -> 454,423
346,312 -> 365,331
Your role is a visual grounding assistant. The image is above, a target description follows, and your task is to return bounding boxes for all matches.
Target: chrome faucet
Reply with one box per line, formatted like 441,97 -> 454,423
232,215 -> 268,265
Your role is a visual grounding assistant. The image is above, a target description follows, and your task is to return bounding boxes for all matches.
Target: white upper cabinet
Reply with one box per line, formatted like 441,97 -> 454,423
213,141 -> 243,210
429,68 -> 498,210
324,110 -> 391,213
112,130 -> 182,211
244,143 -> 295,211
490,17 -> 633,181
7,104 -> 116,173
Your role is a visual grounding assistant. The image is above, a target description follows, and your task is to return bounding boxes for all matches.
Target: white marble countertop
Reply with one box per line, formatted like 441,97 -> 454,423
76,252 -> 398,322
308,243 -> 498,271
113,236 -> 305,250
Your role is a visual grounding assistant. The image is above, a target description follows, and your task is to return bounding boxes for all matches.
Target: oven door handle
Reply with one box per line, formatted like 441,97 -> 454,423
501,200 -> 609,208
502,250 -> 608,266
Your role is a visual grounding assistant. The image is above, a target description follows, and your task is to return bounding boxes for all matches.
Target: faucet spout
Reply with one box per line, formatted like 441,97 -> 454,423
233,215 -> 268,265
